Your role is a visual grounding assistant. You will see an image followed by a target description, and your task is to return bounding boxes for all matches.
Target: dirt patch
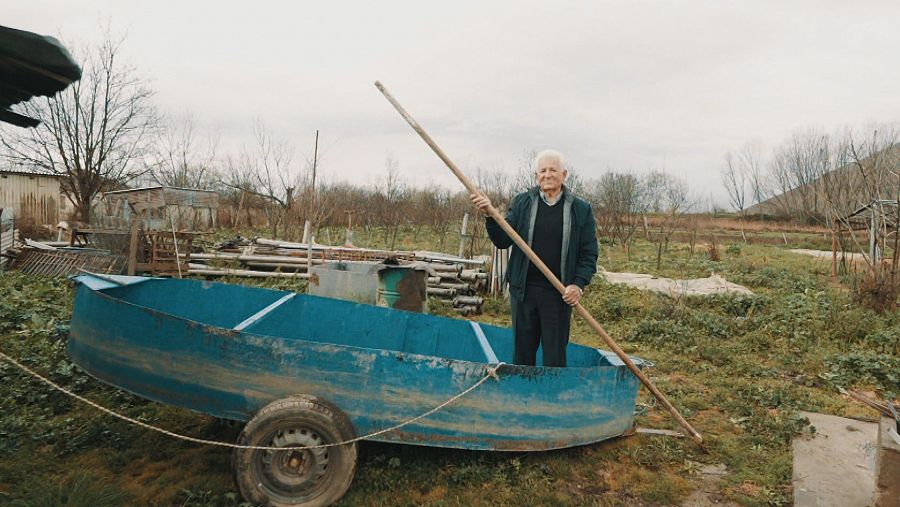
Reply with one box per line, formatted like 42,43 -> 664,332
682,464 -> 740,507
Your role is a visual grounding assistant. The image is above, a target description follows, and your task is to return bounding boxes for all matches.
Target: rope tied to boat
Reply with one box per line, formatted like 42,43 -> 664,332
0,349 -> 504,451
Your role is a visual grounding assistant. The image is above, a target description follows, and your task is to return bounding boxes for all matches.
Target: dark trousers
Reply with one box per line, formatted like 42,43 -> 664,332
511,284 -> 572,367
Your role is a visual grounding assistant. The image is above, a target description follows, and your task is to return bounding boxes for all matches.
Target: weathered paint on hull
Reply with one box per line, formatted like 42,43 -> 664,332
67,276 -> 642,451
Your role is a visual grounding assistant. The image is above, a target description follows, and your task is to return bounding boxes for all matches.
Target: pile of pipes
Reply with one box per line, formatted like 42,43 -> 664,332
193,236 -> 492,314
425,259 -> 488,315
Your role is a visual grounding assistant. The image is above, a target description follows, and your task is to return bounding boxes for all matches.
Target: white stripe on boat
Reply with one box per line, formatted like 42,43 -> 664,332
233,293 -> 296,331
469,321 -> 499,364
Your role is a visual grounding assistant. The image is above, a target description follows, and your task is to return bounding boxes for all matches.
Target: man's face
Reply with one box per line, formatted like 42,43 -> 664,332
535,157 -> 567,194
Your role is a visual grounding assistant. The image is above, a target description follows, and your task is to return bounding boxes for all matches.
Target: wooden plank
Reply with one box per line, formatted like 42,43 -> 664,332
128,219 -> 140,276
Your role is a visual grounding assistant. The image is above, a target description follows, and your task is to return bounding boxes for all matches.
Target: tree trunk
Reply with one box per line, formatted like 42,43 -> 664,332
77,202 -> 91,224
656,241 -> 663,270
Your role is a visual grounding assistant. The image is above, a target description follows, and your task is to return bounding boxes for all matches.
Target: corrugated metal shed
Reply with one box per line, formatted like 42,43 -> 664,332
0,168 -> 61,226
98,186 -> 219,230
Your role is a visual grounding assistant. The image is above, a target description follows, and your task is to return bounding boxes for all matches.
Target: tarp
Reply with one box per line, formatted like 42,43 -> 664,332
0,25 -> 82,127
601,270 -> 754,297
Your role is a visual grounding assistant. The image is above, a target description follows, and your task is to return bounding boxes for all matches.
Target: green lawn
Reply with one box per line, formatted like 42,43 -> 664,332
1,232 -> 897,506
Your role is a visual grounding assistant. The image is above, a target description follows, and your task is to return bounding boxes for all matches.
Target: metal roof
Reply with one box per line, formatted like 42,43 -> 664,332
839,199 -> 899,229
103,186 -> 219,195
0,166 -> 59,177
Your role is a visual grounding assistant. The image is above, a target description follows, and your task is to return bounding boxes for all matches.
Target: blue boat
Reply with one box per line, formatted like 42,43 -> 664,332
68,273 -> 645,506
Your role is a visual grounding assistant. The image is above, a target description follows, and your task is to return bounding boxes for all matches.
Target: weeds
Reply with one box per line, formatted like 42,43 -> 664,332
7,473 -> 131,507
1,238 -> 898,506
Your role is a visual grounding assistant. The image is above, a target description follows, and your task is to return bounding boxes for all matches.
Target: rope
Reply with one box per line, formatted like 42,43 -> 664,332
0,349 -> 504,451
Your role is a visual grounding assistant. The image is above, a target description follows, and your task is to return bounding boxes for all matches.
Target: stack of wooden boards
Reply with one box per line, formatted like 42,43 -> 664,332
195,236 -> 490,314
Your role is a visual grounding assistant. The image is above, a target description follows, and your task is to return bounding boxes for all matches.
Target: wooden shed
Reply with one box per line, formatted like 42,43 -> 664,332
98,186 -> 219,231
0,167 -> 63,226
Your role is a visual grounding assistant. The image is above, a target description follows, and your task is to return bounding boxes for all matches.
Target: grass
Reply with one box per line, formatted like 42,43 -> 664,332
1,229 -> 898,506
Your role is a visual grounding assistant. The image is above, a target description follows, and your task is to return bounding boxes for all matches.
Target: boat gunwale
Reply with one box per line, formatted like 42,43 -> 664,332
74,277 -> 629,373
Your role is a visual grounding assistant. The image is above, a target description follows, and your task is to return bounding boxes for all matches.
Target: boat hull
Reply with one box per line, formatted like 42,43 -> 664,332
68,276 -> 642,451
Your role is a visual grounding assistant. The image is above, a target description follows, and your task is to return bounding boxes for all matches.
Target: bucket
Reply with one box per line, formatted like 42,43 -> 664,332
376,264 -> 429,313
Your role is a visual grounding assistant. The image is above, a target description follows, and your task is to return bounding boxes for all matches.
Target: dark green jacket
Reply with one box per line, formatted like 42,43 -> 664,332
486,186 -> 598,301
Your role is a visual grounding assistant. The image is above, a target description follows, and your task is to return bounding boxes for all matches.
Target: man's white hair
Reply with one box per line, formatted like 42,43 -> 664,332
533,149 -> 566,171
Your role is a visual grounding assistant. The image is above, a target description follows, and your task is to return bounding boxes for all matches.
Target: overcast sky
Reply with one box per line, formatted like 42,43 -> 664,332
6,1 -> 900,205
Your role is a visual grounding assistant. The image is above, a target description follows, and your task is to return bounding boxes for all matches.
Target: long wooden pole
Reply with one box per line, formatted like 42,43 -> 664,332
375,81 -> 703,445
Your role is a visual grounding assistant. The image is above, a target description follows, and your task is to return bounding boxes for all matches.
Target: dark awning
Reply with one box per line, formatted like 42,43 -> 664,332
0,25 -> 82,127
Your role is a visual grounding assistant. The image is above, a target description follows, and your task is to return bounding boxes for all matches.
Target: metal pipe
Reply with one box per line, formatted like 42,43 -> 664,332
185,252 -> 320,264
188,266 -> 309,279
426,287 -> 456,297
454,295 -> 483,306
438,282 -> 470,291
427,263 -> 462,274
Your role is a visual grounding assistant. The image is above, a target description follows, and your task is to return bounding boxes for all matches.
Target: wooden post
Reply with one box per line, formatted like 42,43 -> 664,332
870,214 -> 878,263
127,218 -> 140,276
375,81 -> 704,445
307,234 -> 313,281
302,220 -> 310,244
831,225 -> 838,280
490,245 -> 498,295
344,210 -> 355,247
458,212 -> 469,259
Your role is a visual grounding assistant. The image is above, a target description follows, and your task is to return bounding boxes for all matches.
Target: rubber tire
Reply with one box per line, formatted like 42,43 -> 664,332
232,395 -> 357,507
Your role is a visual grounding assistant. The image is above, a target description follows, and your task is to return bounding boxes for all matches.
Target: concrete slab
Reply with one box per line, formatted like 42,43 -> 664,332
875,416 -> 900,507
793,411 -> 877,507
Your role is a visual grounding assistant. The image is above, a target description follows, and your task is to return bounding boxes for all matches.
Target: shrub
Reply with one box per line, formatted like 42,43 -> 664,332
824,351 -> 900,396
684,293 -> 770,318
852,271 -> 899,314
725,244 -> 742,255
629,318 -> 695,348
863,328 -> 900,355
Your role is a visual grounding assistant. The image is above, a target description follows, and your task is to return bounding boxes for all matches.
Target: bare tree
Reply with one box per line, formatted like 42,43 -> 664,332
376,153 -> 408,249
221,121 -> 298,238
721,152 -> 747,214
593,172 -> 645,255
291,131 -> 336,241
510,149 -> 538,196
738,141 -> 766,208
475,166 -> 511,211
824,125 -> 900,311
767,128 -> 831,222
1,31 -> 157,223
147,112 -> 218,189
644,171 -> 692,269
410,187 -> 450,245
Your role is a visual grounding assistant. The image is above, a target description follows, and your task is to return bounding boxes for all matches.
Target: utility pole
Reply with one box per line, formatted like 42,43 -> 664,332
302,130 -> 320,245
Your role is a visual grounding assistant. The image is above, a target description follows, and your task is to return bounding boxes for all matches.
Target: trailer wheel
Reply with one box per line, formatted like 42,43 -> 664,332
232,395 -> 357,507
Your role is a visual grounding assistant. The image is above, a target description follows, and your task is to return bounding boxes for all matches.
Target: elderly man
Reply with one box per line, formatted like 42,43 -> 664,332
471,149 -> 598,367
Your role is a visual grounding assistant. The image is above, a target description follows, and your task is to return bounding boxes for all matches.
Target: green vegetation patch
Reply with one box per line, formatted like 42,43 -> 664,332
1,236 -> 897,506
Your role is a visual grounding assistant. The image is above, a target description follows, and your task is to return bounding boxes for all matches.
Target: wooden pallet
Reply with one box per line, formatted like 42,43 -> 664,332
135,230 -> 195,276
11,248 -> 126,277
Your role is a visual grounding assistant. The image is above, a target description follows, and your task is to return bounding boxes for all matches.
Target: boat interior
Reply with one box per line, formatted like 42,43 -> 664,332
94,277 -> 616,368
